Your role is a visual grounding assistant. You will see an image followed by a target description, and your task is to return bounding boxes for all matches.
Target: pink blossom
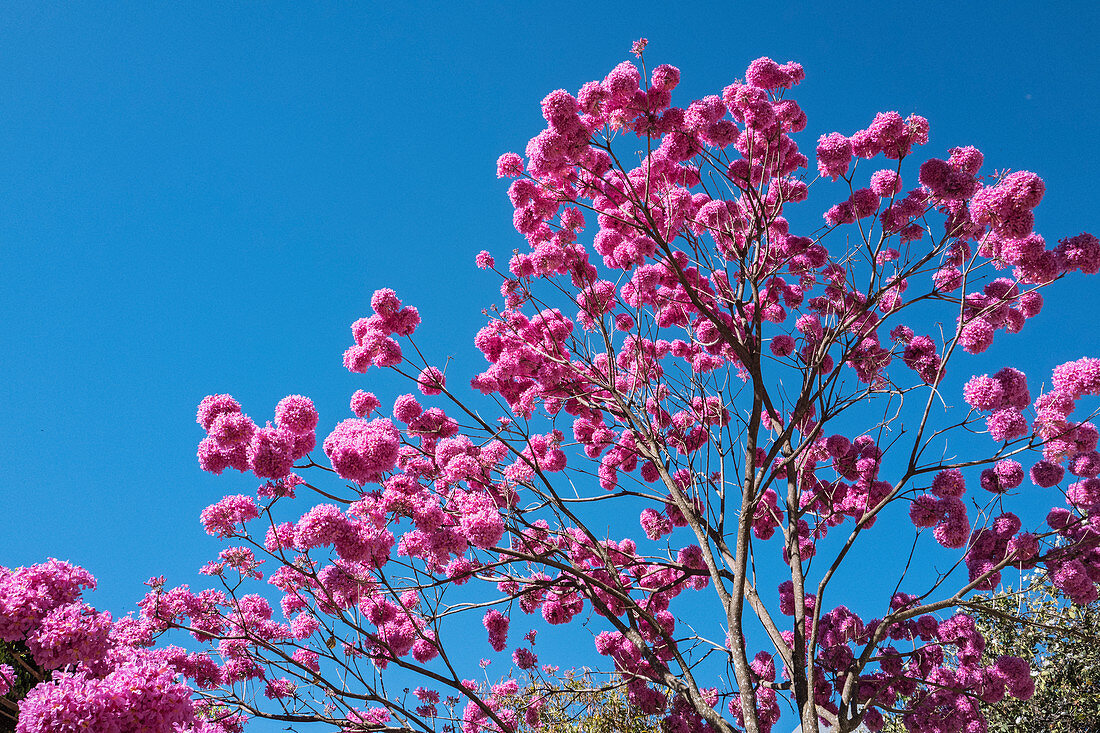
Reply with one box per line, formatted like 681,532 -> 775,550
1030,459 -> 1065,487
824,201 -> 855,227
0,664 -> 13,697
1056,232 -> 1100,274
963,375 -> 1005,412
745,57 -> 801,90
770,334 -> 796,356
933,497 -> 970,549
292,647 -> 319,669
1067,477 -> 1100,512
417,366 -> 446,395
343,344 -> 372,373
1052,357 -> 1100,398
393,394 -> 423,423
541,89 -> 580,129
1001,234 -> 1046,265
869,169 -> 902,196
371,288 -> 402,317
197,393 -> 241,431
290,612 -> 320,640
919,157 -> 980,201
1052,559 -> 1098,604
513,646 -> 537,669
25,601 -> 113,671
849,188 -> 880,218
475,250 -> 495,269
949,145 -> 984,175
387,306 -> 421,338
993,655 -> 1035,700
16,653 -> 195,733
200,495 -> 259,538
909,494 -> 944,528
959,318 -> 995,354
995,459 -> 1024,489
495,153 -> 524,178
1070,451 -> 1100,477
323,418 -> 401,485
0,561 -> 99,646
995,367 -> 1031,409
483,609 -> 509,652
289,430 -> 315,460
1074,423 -> 1099,452
640,507 -> 673,540
350,390 -> 380,418
274,394 -> 319,434
816,132 -> 852,180
971,171 -> 1045,238
208,411 -> 256,447
931,469 -> 966,499
986,409 -> 1028,442
1007,533 -> 1039,566
250,426 -> 297,480
264,677 -> 297,700
456,491 -> 505,549
651,64 -> 680,92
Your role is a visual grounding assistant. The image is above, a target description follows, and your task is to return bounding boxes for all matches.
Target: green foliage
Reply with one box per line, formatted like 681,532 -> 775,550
0,640 -> 44,733
970,572 -> 1100,732
514,673 -> 660,733
883,572 -> 1100,733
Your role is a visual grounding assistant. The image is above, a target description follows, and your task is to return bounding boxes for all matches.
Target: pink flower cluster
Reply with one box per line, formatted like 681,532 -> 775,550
764,596 -> 1038,733
350,389 -> 380,418
0,664 -> 12,697
482,609 -> 509,652
817,111 -> 929,182
196,393 -> 317,479
311,504 -> 395,566
815,132 -> 851,181
879,613 -> 1034,730
979,459 -> 1025,494
357,591 -> 438,666
955,279 -> 1045,355
906,469 -> 973,549
417,365 -> 446,395
962,367 -> 1031,439
971,170 -> 1045,239
919,146 -> 982,203
1050,557 -> 1099,604
342,288 -> 420,373
897,331 -> 943,385
0,560 -> 223,733
964,512 -> 1023,590
16,652 -> 196,733
823,186 -> 881,226
200,494 -> 259,538
24,601 -> 114,672
322,417 -> 401,485
0,559 -> 96,643
785,434 -> 898,539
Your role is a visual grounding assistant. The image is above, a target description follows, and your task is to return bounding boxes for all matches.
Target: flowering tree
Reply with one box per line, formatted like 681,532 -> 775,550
0,559 -> 222,732
880,570 -> 1100,731
137,42 -> 1100,733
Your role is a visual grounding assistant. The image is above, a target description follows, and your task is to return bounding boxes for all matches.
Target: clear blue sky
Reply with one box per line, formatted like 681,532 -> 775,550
2,1 -> 1099,728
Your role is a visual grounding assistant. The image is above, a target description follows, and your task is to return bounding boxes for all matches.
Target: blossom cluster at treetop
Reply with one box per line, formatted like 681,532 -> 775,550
7,45 -> 1100,733
0,559 -> 240,732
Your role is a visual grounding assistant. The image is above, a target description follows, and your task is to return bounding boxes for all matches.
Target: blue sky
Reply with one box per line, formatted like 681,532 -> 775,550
2,1 -> 1099,728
